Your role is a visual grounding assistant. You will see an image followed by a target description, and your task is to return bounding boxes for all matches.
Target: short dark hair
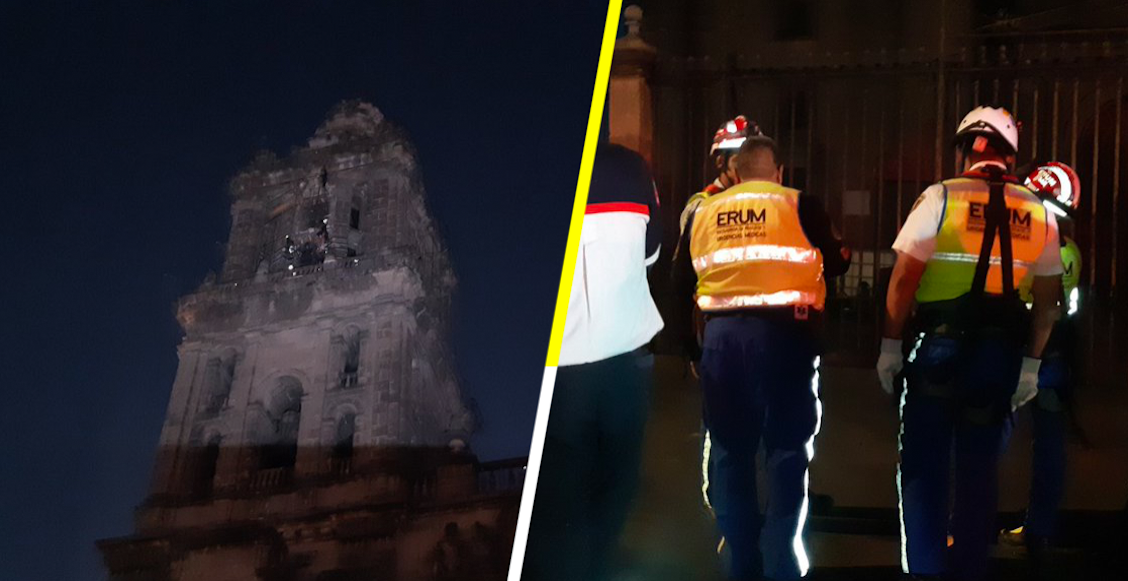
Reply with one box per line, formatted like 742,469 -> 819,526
739,135 -> 780,165
733,135 -> 782,180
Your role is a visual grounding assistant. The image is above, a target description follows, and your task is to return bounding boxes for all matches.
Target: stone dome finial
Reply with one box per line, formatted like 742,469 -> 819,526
623,5 -> 644,38
614,4 -> 656,70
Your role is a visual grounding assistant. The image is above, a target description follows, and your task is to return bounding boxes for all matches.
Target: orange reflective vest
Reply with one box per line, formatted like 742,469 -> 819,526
916,176 -> 1050,304
689,181 -> 825,311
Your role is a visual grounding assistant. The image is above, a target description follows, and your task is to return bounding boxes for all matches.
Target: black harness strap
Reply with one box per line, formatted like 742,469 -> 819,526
970,172 -> 1015,299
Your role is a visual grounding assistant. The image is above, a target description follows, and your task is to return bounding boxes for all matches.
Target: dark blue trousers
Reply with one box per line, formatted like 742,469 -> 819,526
1025,352 -> 1070,539
898,332 -> 1021,581
524,349 -> 652,581
699,315 -> 820,581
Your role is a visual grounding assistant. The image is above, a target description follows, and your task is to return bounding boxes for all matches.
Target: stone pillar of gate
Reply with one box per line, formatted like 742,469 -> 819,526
609,5 -> 656,166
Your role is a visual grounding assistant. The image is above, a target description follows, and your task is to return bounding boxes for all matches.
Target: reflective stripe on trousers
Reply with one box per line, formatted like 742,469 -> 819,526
897,332 -> 1020,580
698,315 -> 819,580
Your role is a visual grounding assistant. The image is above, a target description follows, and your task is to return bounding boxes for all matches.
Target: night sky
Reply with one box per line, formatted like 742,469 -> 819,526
0,1 -> 606,579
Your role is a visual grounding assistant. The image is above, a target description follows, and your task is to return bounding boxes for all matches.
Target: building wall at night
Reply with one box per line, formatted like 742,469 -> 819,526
98,101 -> 523,581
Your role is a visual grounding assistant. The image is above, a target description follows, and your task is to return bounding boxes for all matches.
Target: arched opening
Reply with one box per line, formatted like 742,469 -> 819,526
258,377 -> 303,471
349,194 -> 363,230
201,351 -> 237,414
330,413 -> 357,476
332,413 -> 356,459
339,328 -> 361,388
190,434 -> 222,498
347,194 -> 363,257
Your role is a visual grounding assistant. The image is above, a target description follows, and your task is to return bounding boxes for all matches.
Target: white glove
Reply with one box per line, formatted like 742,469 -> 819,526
1012,357 -> 1041,411
876,338 -> 904,395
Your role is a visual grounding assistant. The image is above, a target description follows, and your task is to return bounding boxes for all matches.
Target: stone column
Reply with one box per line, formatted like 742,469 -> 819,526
609,5 -> 657,165
295,325 -> 335,478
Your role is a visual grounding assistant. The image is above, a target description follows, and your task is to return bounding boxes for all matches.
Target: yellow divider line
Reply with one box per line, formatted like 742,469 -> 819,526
543,0 -> 622,367
507,3 -> 621,579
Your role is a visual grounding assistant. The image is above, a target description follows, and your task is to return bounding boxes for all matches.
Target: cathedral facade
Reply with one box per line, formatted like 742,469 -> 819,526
98,101 -> 523,581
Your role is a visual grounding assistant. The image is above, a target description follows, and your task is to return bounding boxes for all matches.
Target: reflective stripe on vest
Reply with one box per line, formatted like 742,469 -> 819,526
689,181 -> 825,311
698,290 -> 821,310
930,252 -> 1034,268
916,177 -> 1049,304
692,244 -> 819,270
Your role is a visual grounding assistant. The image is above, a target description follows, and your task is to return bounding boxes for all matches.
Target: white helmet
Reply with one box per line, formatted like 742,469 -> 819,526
955,106 -> 1019,154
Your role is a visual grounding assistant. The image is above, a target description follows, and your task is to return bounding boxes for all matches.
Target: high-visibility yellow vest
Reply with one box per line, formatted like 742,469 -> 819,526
916,177 -> 1050,304
1061,236 -> 1081,296
679,190 -> 711,235
689,181 -> 825,311
1019,235 -> 1081,309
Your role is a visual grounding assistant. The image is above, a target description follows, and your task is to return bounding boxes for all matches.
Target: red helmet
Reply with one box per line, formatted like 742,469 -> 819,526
710,115 -> 761,155
1024,161 -> 1081,217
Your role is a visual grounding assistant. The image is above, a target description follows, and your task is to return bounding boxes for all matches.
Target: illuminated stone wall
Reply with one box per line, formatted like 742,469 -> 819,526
99,102 -> 519,581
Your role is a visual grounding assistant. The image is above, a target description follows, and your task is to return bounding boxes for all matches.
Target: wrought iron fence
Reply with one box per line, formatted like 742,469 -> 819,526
648,32 -> 1128,383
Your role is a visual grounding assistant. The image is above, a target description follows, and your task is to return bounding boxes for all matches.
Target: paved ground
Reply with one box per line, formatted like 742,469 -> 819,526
610,355 -> 1128,581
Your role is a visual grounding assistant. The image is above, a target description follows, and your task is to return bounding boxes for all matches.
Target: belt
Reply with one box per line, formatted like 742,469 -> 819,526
915,295 -> 1029,335
704,305 -> 822,324
911,383 -> 1009,425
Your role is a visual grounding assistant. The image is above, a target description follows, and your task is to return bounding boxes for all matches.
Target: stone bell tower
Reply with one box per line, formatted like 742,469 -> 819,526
99,101 -> 524,581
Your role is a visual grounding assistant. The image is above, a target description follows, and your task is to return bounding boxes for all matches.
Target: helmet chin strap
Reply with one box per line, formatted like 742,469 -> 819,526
722,155 -> 742,187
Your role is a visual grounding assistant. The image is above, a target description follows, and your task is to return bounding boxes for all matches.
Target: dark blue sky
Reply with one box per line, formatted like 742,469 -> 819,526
0,1 -> 605,579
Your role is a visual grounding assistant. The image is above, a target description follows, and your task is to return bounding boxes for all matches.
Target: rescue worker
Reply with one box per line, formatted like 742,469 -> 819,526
673,135 -> 850,580
877,106 -> 1064,580
675,116 -> 765,520
1000,162 -> 1083,565
524,143 -> 663,581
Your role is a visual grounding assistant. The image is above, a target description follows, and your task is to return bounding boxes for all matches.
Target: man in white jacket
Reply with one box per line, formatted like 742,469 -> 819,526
524,143 -> 663,581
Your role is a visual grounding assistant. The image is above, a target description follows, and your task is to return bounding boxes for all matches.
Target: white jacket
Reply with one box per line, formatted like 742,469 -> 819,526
559,144 -> 663,366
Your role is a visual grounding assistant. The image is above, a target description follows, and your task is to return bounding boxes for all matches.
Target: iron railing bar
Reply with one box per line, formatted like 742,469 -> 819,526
1012,78 -> 1020,119
1071,78 -> 1080,169
956,79 -> 965,174
916,82 -> 926,216
789,86 -> 797,186
842,86 -> 850,228
1113,76 -> 1123,292
773,93 -> 781,143
1090,79 -> 1101,290
1052,78 -> 1060,161
1033,81 -> 1041,160
806,87 -> 815,192
861,86 -> 870,219
877,97 -> 887,293
897,93 -> 906,229
825,85 -> 833,218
